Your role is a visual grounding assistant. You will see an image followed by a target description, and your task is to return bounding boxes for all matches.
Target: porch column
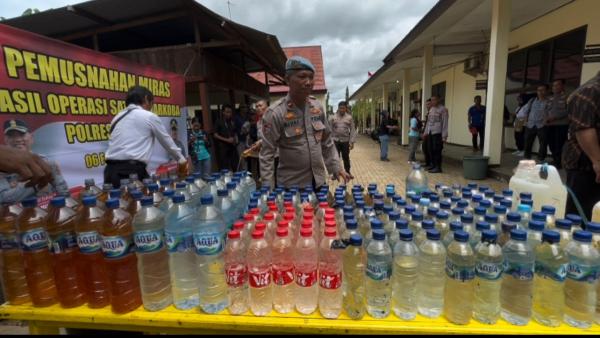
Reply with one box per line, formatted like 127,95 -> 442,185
401,69 -> 411,145
483,0 -> 511,165
370,94 -> 376,132
382,84 -> 389,113
421,44 -> 433,119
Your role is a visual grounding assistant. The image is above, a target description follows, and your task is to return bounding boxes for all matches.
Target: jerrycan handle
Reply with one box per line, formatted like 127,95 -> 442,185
538,163 -> 549,180
565,185 -> 590,226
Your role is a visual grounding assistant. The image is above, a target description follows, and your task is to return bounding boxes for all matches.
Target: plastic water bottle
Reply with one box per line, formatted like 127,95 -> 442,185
527,220 -> 545,249
494,205 -> 508,225
343,234 -> 367,319
174,182 -> 192,203
532,230 -> 567,327
343,219 -> 360,240
415,220 -> 435,247
484,214 -> 500,234
319,228 -> 343,318
194,194 -> 228,314
365,219 -> 384,248
470,221 -> 490,249
564,230 -> 600,328
417,229 -> 446,318
435,211 -> 450,239
443,221 -> 464,248
223,230 -> 248,315
501,229 -> 535,325
389,218 -> 409,250
517,204 -> 531,228
133,197 -> 172,311
385,211 -> 400,238
566,214 -> 584,233
247,229 -> 272,316
450,207 -> 464,224
392,229 -> 419,320
185,176 -> 202,205
165,194 -> 199,310
405,164 -> 428,196
473,230 -> 503,324
444,230 -> 475,324
365,229 -> 392,318
474,206 -> 486,224
295,227 -> 319,314
460,213 -> 475,237
555,219 -> 573,250
215,189 -> 235,230
408,211 -> 423,234
272,227 -> 295,314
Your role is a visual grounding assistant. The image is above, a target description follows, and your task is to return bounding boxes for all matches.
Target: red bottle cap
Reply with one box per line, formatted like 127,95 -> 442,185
252,230 -> 264,239
324,228 -> 336,237
233,221 -> 244,230
250,208 -> 260,215
255,222 -> 266,231
228,230 -> 241,239
300,228 -> 313,237
269,204 -> 278,211
284,213 -> 295,221
301,220 -> 313,229
303,213 -> 313,220
277,220 -> 289,228
304,205 -> 314,213
285,206 -> 295,214
319,202 -> 329,208
325,208 -> 335,215
244,214 -> 254,222
325,220 -> 337,228
276,228 -> 288,237
284,201 -> 293,208
324,214 -> 335,222
263,212 -> 275,221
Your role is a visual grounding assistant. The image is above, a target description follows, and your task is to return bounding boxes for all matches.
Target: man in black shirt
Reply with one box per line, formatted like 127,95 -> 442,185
213,105 -> 238,171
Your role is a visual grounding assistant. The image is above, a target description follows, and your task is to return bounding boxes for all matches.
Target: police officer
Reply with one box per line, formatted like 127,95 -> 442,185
260,56 -> 353,189
331,101 -> 356,175
0,119 -> 69,205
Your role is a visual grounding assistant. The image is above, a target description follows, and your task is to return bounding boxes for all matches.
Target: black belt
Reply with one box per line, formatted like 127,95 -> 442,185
106,159 -> 146,166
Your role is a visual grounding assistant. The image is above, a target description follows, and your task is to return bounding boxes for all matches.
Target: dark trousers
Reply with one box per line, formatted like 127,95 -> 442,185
104,160 -> 149,189
423,135 -> 432,166
546,125 -> 569,168
335,141 -> 351,174
217,143 -> 238,171
472,126 -> 484,150
566,169 -> 600,221
514,130 -> 525,151
427,133 -> 443,170
524,126 -> 547,161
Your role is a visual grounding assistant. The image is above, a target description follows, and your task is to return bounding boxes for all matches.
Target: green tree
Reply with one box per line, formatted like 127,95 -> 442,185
21,8 -> 40,16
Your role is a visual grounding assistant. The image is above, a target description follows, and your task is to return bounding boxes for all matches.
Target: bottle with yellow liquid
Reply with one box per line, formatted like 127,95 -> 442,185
592,201 -> 600,223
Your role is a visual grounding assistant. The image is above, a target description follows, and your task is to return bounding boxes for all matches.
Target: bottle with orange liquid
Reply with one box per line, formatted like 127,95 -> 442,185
0,204 -> 30,305
102,198 -> 142,314
76,196 -> 111,308
46,197 -> 87,308
17,197 -> 58,307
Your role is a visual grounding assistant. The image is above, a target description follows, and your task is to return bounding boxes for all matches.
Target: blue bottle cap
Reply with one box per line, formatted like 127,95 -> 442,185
411,211 -> 423,221
173,194 -> 186,204
555,219 -> 572,230
468,183 -> 477,189
372,229 -> 386,241
484,214 -> 499,223
461,213 -> 474,224
478,185 -> 489,193
410,195 -> 421,204
343,205 -> 354,213
389,211 -> 400,221
159,178 -> 171,186
396,199 -> 407,207
443,189 -> 453,198
109,189 -> 121,199
463,191 -> 473,199
440,201 -> 451,210
587,222 -> 600,234
131,190 -> 143,200
344,212 -> 354,221
185,177 -> 195,184
396,218 -> 409,229
163,190 -> 174,197
201,194 -> 214,205
422,220 -> 435,229
540,205 -> 555,215
148,184 -> 159,193
399,229 -> 413,241
573,230 -> 592,243
374,193 -> 384,200
427,207 -> 439,216
356,200 -> 365,208
566,214 -> 582,226
422,191 -> 432,198
520,192 -> 532,200
374,201 -> 384,210
462,187 -> 472,193
404,205 -> 416,214
507,212 -> 521,222
472,194 -> 483,202
383,205 -> 394,214
50,197 -> 66,207
510,229 -> 527,241
493,205 -> 507,214
140,196 -> 154,206
226,182 -> 237,190
501,199 -> 513,209
542,230 -> 560,243
454,230 -> 469,242
451,196 -> 461,203
217,189 -> 228,197
484,190 -> 495,197
521,199 -> 533,207
517,204 -> 532,214
349,234 -> 363,246
493,195 -> 505,203
370,219 -> 383,229
82,196 -> 97,206
502,189 -> 513,197
501,221 -> 516,232
452,207 -> 465,216
457,200 -> 469,209
346,219 -> 358,229
481,230 -> 497,242
476,221 -> 491,231
450,221 -> 463,232
479,200 -> 492,208
430,194 -> 440,202
531,212 -> 547,222
175,182 -> 187,189
436,211 -> 449,220
106,198 -> 119,209
474,206 -> 486,216
426,229 -> 441,241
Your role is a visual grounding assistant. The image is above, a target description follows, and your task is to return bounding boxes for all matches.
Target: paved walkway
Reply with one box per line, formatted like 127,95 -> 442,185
341,134 -> 508,194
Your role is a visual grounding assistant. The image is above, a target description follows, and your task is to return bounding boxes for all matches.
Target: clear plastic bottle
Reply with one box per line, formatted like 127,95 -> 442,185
493,205 -> 508,225
405,164 -> 429,196
532,230 -> 567,327
408,211 -> 423,234
133,197 -> 172,311
484,214 -> 500,234
224,230 -> 248,315
415,220 -> 435,248
194,194 -> 228,313
527,220 -> 545,249
417,229 -> 446,318
501,229 -> 535,325
215,189 -> 235,230
498,222 -> 517,247
470,221 -> 490,249
392,229 -> 419,320
444,230 -> 475,324
343,234 -> 366,319
272,227 -> 295,314
165,194 -> 199,310
17,197 -> 57,307
366,229 -> 392,318
474,206 -> 486,224
319,228 -> 343,318
473,230 -> 503,324
517,205 -> 531,228
506,212 -> 523,231
460,213 -> 475,237
555,219 -> 573,250
564,230 -> 600,328
365,218 -> 385,248
385,211 -> 400,238
443,221 -> 464,248
435,211 -> 450,239
295,227 -> 319,314
0,205 -> 30,305
589,223 -> 600,324
566,214 -> 584,233
343,219 -> 360,240
247,229 -> 272,316
389,218 -> 409,251
450,207 -> 464,224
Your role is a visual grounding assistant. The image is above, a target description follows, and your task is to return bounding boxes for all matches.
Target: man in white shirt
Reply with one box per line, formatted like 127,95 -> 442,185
104,86 -> 187,188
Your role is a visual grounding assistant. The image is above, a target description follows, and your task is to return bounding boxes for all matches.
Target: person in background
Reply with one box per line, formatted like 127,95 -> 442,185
214,105 -> 239,171
423,95 -> 449,173
545,79 -> 569,169
331,101 -> 357,175
169,124 -> 187,161
521,84 -> 550,162
563,71 -> 600,220
378,110 -> 398,162
422,99 -> 432,168
189,118 -> 212,180
0,119 -> 69,204
234,104 -> 250,171
512,93 -> 527,156
468,95 -> 486,152
408,109 -> 421,163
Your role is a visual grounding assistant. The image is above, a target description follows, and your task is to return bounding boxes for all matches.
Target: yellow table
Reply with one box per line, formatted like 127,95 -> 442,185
1,303 -> 599,335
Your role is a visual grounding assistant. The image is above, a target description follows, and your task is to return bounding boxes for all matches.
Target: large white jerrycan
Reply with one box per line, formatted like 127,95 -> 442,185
509,160 -> 567,218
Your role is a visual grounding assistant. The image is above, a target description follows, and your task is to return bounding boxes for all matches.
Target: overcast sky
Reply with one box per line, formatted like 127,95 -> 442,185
0,0 -> 437,106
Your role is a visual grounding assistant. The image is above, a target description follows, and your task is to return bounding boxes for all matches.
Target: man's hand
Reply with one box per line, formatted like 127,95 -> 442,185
0,145 -> 52,188
349,143 -> 354,150
228,137 -> 235,144
335,169 -> 354,184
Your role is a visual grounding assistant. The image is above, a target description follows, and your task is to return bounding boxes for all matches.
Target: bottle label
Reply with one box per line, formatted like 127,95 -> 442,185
296,270 -> 317,287
249,269 -> 271,288
273,266 -> 295,286
475,262 -> 503,280
193,231 -> 223,256
319,271 -> 342,290
165,231 -> 193,253
503,261 -> 534,281
77,231 -> 102,254
445,261 -> 475,281
566,263 -> 600,283
366,261 -> 392,281
102,235 -> 134,259
226,264 -> 247,287
0,233 -> 19,250
133,230 -> 164,253
535,262 -> 567,282
50,231 -> 77,254
20,227 -> 49,252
